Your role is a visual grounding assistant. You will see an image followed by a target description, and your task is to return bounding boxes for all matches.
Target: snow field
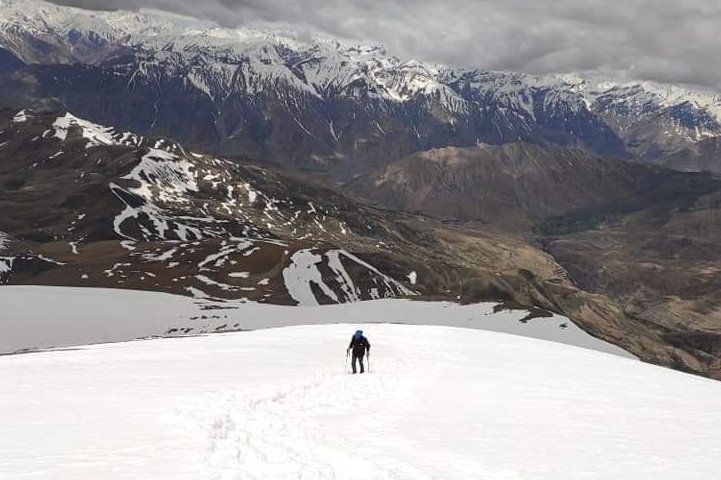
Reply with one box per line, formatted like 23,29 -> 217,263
1,324 -> 721,479
0,286 -> 631,357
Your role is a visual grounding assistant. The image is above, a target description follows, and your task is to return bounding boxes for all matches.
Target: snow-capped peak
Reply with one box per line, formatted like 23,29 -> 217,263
3,0 -> 721,146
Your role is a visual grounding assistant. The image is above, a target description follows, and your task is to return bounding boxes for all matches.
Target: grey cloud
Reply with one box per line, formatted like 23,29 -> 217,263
47,0 -> 721,90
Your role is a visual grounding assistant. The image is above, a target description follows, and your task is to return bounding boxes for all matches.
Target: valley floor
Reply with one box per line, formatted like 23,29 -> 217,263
0,323 -> 720,479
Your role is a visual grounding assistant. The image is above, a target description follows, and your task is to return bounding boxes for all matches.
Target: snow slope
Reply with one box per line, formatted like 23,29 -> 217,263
0,285 -> 631,357
0,324 -> 719,479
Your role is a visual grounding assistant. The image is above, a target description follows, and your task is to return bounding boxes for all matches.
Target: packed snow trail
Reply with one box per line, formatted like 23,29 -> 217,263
1,324 -> 721,479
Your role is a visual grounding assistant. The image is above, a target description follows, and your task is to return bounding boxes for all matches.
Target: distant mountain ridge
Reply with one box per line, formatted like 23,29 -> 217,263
2,0 -> 721,177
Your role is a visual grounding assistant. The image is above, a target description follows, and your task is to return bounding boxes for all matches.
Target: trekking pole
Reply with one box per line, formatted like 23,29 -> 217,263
367,351 -> 371,373
344,350 -> 349,374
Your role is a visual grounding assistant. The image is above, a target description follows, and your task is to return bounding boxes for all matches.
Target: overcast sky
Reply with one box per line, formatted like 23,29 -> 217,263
48,0 -> 721,90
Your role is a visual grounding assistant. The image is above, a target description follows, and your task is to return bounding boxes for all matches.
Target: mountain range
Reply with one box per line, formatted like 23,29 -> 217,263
2,0 -> 721,180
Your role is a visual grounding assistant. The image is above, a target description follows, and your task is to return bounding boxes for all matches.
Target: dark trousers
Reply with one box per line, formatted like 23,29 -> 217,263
352,353 -> 365,374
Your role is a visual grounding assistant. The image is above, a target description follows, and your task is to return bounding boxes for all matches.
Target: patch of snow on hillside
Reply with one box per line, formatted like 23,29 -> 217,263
0,231 -> 9,252
0,257 -> 13,275
141,247 -> 178,262
197,240 -> 252,269
283,249 -> 412,305
195,274 -> 236,292
283,249 -> 339,305
110,182 -> 203,242
346,251 -> 412,292
35,254 -> 65,266
11,109 -> 31,123
121,149 -> 198,201
108,148 -> 210,241
326,250 -> 363,301
52,112 -> 118,147
228,271 -> 250,278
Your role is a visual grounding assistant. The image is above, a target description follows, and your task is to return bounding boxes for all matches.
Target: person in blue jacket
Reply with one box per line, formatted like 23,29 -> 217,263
347,330 -> 370,374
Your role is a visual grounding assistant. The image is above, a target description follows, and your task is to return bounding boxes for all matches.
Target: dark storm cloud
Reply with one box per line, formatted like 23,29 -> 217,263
47,0 -> 721,90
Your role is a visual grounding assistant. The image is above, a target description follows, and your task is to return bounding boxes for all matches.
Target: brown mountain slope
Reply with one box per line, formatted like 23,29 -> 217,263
540,186 -> 721,362
0,108 -> 579,307
346,143 -> 655,230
